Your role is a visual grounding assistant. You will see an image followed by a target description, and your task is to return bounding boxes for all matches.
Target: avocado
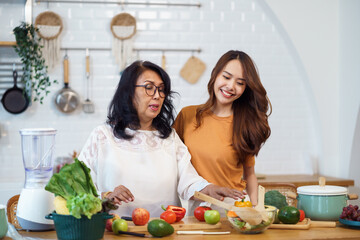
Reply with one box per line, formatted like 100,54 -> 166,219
278,206 -> 300,224
147,219 -> 174,237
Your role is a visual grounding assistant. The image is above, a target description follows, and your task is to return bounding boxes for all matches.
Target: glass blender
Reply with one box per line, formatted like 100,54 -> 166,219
16,128 -> 57,231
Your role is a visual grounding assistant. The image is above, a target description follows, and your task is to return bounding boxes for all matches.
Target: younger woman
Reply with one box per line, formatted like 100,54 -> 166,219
173,50 -> 271,212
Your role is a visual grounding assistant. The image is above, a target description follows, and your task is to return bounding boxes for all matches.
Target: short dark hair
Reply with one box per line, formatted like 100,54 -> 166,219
107,60 -> 175,139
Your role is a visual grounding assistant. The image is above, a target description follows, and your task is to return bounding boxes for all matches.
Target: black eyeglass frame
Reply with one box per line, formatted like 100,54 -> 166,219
135,83 -> 166,98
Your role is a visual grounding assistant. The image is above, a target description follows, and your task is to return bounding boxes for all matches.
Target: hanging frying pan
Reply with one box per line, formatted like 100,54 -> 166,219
54,54 -> 80,113
1,69 -> 29,114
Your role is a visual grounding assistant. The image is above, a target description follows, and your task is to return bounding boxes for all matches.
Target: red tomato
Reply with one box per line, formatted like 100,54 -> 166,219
194,206 -> 212,221
132,208 -> 150,226
160,211 -> 177,224
299,209 -> 305,222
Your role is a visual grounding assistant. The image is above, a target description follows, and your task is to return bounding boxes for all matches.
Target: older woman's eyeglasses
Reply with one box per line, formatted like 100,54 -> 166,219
135,83 -> 166,98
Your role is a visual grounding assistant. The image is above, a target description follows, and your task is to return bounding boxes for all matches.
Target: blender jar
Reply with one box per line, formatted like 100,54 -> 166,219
20,128 -> 57,189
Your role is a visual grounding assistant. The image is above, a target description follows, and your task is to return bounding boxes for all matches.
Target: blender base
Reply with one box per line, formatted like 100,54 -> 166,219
16,188 -> 55,231
17,216 -> 54,231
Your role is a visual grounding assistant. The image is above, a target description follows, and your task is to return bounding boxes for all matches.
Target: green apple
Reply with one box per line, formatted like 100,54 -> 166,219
204,210 -> 220,224
112,219 -> 128,234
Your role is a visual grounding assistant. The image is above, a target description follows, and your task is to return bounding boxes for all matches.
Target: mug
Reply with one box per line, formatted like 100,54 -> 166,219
0,204 -> 8,239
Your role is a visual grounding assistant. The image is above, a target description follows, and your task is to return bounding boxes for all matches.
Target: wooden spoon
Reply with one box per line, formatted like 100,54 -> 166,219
194,191 -> 262,225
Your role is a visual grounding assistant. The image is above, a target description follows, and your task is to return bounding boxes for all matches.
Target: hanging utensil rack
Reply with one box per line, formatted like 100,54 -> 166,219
35,0 -> 201,7
61,47 -> 201,53
1,43 -> 201,54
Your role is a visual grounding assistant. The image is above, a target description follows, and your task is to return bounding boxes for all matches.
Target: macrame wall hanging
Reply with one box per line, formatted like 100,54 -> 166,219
110,13 -> 137,70
35,11 -> 63,71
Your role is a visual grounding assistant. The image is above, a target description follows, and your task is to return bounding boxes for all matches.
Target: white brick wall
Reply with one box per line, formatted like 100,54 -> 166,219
0,0 -> 320,204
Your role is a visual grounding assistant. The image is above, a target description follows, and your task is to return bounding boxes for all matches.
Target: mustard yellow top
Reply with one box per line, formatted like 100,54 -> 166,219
173,105 -> 255,191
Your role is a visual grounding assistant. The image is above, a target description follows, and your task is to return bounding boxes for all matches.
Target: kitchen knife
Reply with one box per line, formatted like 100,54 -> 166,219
118,230 -> 156,238
121,216 -> 133,221
177,230 -> 231,235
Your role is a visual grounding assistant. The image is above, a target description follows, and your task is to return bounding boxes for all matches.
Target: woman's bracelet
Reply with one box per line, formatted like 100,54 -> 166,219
103,191 -> 112,199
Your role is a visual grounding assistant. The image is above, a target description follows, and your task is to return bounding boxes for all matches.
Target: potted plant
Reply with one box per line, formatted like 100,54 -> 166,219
13,22 -> 57,104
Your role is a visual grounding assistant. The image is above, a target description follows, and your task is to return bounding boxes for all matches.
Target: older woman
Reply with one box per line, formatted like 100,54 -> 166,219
78,60 -> 242,217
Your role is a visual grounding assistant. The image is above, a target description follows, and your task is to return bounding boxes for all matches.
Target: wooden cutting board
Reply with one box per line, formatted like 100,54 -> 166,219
180,56 -> 206,84
269,218 -> 336,230
127,216 -> 221,232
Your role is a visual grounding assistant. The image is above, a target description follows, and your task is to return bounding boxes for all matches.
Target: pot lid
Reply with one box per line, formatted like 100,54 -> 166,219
297,185 -> 348,196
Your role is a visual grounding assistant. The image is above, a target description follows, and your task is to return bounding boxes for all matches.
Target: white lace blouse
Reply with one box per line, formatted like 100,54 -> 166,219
78,124 -> 210,217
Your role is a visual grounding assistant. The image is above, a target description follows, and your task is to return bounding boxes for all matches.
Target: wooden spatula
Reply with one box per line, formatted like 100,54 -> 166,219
194,191 -> 262,225
254,185 -> 268,221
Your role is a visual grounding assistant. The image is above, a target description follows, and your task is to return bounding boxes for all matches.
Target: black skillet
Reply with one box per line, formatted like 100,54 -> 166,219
1,70 -> 29,114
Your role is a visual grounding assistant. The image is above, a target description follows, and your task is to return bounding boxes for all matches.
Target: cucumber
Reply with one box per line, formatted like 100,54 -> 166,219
147,219 -> 174,237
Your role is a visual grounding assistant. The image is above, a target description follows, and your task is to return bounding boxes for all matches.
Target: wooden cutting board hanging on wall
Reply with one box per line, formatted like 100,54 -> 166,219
180,56 -> 206,84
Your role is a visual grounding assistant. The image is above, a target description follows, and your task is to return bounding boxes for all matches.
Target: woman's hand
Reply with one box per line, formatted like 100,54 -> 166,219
105,185 -> 135,205
198,184 -> 246,201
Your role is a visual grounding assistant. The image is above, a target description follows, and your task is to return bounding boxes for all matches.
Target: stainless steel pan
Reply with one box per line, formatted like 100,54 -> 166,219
54,54 -> 80,113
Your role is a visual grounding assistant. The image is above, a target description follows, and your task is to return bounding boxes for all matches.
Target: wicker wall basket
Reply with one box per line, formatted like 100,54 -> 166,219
35,11 -> 63,40
110,13 -> 137,40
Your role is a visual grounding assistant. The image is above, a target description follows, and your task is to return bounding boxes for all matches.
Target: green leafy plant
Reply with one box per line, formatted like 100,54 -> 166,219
13,22 -> 57,104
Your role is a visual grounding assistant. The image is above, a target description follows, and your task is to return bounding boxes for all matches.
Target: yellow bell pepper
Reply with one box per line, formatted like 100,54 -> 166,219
234,198 -> 252,208
54,196 -> 70,215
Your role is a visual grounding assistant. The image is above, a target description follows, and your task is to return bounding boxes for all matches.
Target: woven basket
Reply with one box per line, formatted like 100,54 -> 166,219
46,212 -> 113,240
35,11 -> 63,40
110,13 -> 137,40
6,194 -> 22,230
263,183 -> 298,207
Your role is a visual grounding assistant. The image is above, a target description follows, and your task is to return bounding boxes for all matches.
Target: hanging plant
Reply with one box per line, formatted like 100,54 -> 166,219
13,22 -> 57,104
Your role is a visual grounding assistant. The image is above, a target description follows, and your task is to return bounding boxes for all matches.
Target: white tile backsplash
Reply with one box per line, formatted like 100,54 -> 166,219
0,0 -> 320,205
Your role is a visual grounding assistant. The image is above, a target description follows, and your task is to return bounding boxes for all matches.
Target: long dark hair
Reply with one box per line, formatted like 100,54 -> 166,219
196,50 -> 272,163
107,60 -> 175,139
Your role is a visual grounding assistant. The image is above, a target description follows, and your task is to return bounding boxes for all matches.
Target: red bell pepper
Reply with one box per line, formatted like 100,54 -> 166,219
161,205 -> 186,222
160,211 -> 177,224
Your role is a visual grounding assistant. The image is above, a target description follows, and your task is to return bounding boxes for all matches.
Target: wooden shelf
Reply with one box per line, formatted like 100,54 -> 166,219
258,174 -> 355,188
0,41 -> 16,47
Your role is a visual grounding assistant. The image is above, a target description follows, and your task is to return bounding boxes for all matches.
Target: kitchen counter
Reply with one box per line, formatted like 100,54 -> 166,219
4,218 -> 360,240
258,174 -> 354,188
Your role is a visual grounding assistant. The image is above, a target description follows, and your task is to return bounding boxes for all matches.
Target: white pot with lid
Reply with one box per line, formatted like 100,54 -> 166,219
296,177 -> 358,221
